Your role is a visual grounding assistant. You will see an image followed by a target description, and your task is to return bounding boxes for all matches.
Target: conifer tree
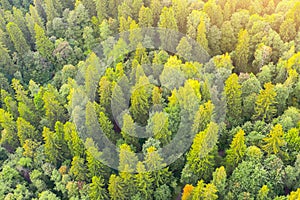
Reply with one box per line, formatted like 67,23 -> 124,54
176,37 -> 193,61
135,162 -> 154,199
0,109 -> 19,149
130,76 -> 151,125
262,124 -> 285,155
253,82 -> 277,122
34,23 -> 54,60
108,174 -> 126,200
202,183 -> 218,200
144,146 -> 172,187
196,19 -> 209,53
95,0 -> 108,22
224,73 -> 242,126
70,156 -> 87,181
16,117 -> 38,146
172,0 -> 188,33
89,176 -> 109,200
186,122 -> 219,182
138,6 -> 153,28
150,0 -> 162,26
158,7 -> 178,50
192,101 -> 214,135
212,166 -> 227,199
6,22 -> 30,55
226,129 -> 247,172
234,29 -> 250,72
279,18 -> 296,43
121,113 -> 139,147
146,112 -> 172,145
220,21 -> 236,53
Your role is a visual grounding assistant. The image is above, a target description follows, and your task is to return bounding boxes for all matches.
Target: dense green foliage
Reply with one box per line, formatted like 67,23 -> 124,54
0,0 -> 299,199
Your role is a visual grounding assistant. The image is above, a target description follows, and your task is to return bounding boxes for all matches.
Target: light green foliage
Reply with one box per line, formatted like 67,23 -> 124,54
226,129 -> 247,172
233,29 -> 250,72
262,124 -> 286,155
6,22 -> 30,55
224,73 -> 242,126
254,82 -> 277,122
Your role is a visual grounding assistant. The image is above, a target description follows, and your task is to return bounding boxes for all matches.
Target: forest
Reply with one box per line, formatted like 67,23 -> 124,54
0,0 -> 299,199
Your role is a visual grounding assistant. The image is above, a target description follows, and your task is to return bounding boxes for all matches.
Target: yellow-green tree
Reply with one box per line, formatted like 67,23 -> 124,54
89,176 -> 109,200
233,29 -> 250,72
196,19 -> 209,52
226,129 -> 247,172
253,82 -> 277,122
224,73 -> 242,126
34,23 -> 54,60
262,124 -> 285,155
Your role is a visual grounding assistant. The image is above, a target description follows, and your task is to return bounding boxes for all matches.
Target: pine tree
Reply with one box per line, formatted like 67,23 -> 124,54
203,0 -> 223,28
29,5 -> 44,28
208,25 -> 222,56
0,42 -> 12,75
129,20 -> 142,48
226,129 -> 247,172
42,87 -> 67,129
6,22 -> 30,55
132,0 -> 144,20
12,7 -> 31,43
262,124 -> 285,155
34,23 -> 54,60
99,111 -> 117,142
81,0 -> 96,17
63,122 -> 84,157
253,82 -> 277,122
233,29 -> 250,72
86,139 -> 106,178
224,73 -> 242,127
118,143 -> 138,172
89,176 -> 109,200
